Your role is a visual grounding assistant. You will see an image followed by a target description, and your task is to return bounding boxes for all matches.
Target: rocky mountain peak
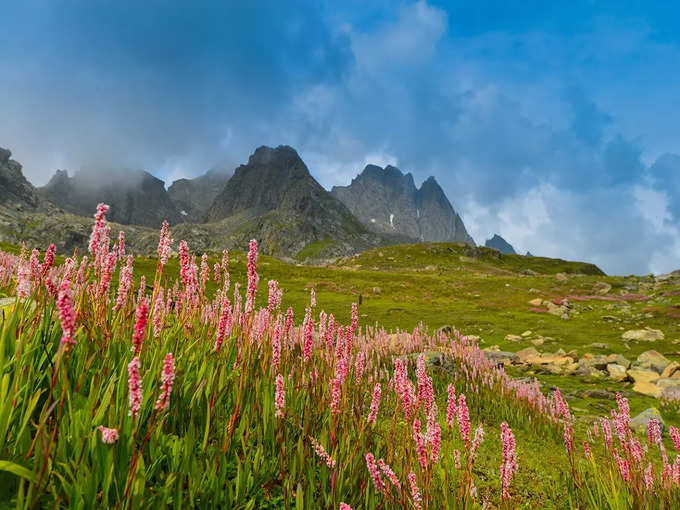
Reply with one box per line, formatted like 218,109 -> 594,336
485,234 -> 516,255
331,164 -> 474,245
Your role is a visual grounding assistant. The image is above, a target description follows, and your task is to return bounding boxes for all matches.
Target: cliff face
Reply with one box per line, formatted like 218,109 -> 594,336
205,146 -> 401,258
0,148 -> 41,210
331,165 -> 475,245
39,167 -> 182,228
168,165 -> 233,222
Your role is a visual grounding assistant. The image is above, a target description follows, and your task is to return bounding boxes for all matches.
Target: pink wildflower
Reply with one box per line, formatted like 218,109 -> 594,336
470,424 -> 483,462
275,374 -> 285,418
339,504 -> 352,510
365,453 -> 385,493
118,231 -> 125,260
457,394 -> 471,444
645,462 -> 654,490
648,418 -> 662,446
354,351 -> 364,384
157,221 -> 172,267
57,279 -> 77,350
446,383 -> 456,429
88,203 -> 109,255
245,239 -> 258,315
303,308 -> 314,363
97,426 -> 119,444
377,458 -> 401,491
408,471 -> 422,510
131,298 -> 149,355
214,295 -> 232,353
16,263 -> 31,300
41,244 -> 55,277
670,426 -> 680,453
155,353 -> 175,411
272,322 -> 282,369
413,419 -> 428,470
127,357 -> 143,418
368,383 -> 381,424
500,421 -> 518,501
309,287 -> 316,308
311,437 -> 335,469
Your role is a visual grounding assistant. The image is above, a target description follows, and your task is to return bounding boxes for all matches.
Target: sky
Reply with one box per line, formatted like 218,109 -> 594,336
2,1 -> 680,275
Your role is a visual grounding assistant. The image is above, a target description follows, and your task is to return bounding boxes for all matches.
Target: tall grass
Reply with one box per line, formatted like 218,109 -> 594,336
0,206 -> 678,509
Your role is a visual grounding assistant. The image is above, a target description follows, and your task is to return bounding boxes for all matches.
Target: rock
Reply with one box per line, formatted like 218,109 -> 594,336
622,328 -> 665,342
633,382 -> 662,398
528,298 -> 543,307
629,408 -> 665,434
516,347 -> 539,362
656,378 -> 680,390
582,389 -> 616,399
521,330 -> 533,337
661,361 -> 680,379
555,273 -> 568,283
331,164 -> 475,245
563,362 -> 579,375
601,315 -> 620,323
483,351 -> 519,365
579,353 -> 609,370
531,338 -> 545,346
607,364 -> 628,382
575,365 -> 606,379
628,369 -> 660,383
589,342 -> 610,350
635,350 -> 672,373
547,302 -> 566,316
485,234 -> 516,254
522,269 -> 537,276
605,354 -> 630,368
504,334 -> 523,342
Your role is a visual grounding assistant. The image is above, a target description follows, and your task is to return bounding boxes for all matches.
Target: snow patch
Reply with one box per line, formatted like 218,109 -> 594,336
370,218 -> 376,223
180,210 -> 188,216
389,213 -> 395,229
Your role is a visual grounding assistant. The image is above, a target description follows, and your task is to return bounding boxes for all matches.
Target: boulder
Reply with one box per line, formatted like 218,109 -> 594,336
632,382 -> 662,398
528,298 -> 544,307
605,353 -> 630,369
622,328 -> 665,342
582,389 -> 616,399
607,364 -> 628,382
516,347 -> 540,362
628,368 -> 660,383
575,365 -> 606,379
555,273 -> 568,283
593,281 -> 612,294
579,353 -> 609,370
661,361 -> 680,379
505,334 -> 523,342
483,351 -> 519,365
635,351 -> 672,374
521,330 -> 533,338
531,338 -> 545,346
656,378 -> 680,391
629,408 -> 665,434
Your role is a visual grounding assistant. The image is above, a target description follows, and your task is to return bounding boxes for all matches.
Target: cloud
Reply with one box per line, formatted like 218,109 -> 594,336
1,1 -> 680,274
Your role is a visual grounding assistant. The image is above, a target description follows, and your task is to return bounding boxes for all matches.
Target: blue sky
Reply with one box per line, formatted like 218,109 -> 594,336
2,1 -> 680,274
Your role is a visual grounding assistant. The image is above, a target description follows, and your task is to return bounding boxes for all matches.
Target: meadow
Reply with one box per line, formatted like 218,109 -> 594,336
1,204 -> 680,508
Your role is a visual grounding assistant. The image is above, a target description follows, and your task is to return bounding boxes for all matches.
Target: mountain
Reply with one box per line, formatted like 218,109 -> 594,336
485,234 -> 516,255
330,165 -> 474,245
39,167 -> 182,228
205,145 -> 402,258
0,148 -> 41,210
167,164 -> 233,222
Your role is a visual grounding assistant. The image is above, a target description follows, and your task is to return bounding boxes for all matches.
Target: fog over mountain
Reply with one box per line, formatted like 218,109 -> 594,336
2,2 -> 680,274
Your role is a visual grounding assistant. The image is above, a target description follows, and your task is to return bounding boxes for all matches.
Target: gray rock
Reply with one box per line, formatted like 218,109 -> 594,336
629,408 -> 665,436
622,328 -> 665,342
485,234 -> 516,255
634,350 -> 672,374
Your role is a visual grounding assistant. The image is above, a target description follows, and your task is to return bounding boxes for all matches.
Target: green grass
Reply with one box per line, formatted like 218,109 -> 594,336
295,238 -> 337,261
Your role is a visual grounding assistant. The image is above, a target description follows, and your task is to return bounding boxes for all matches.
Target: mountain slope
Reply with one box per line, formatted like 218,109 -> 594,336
0,148 -> 41,210
168,164 -> 233,222
485,234 -> 516,255
39,167 -> 182,227
331,165 -> 475,245
205,145 -> 403,258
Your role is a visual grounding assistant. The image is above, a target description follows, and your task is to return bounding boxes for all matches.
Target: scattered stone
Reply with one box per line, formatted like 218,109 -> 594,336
656,378 -> 680,391
605,353 -> 630,369
555,273 -> 568,283
627,369 -> 660,384
528,298 -> 544,307
582,389 -> 616,399
589,342 -> 610,350
601,315 -> 620,323
522,269 -> 537,276
579,353 -> 609,370
661,361 -> 680,379
483,350 -> 519,365
635,350 -> 672,373
575,365 -> 606,379
505,334 -> 523,342
521,330 -> 533,337
629,408 -> 665,434
607,364 -> 628,382
516,347 -> 539,362
622,328 -> 665,342
531,338 -> 545,346
632,382 -> 662,398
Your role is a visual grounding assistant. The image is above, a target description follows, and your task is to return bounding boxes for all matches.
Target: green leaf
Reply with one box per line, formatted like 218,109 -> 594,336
0,460 -> 38,483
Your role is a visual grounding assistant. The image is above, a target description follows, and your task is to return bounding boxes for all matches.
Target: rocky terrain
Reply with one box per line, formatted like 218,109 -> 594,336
331,164 -> 474,245
167,164 -> 233,222
0,148 -> 41,211
485,233 -> 516,254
